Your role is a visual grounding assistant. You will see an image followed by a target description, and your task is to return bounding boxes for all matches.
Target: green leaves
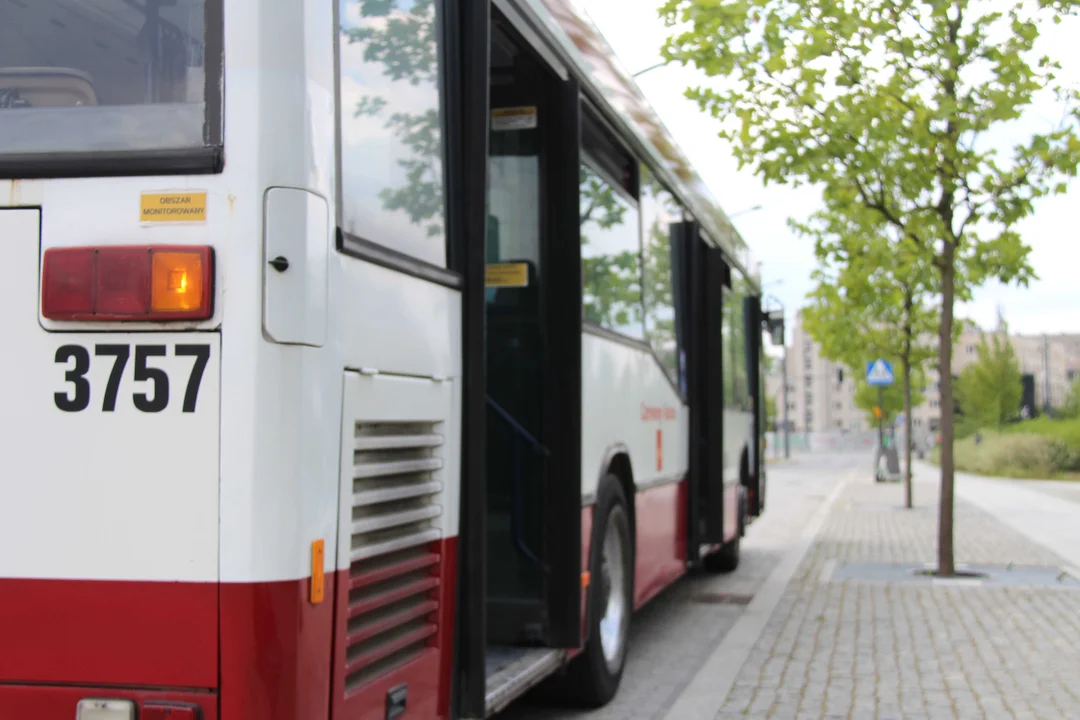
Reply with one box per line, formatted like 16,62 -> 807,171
662,0 -> 1080,489
799,219 -> 938,382
660,0 -> 1080,255
955,315 -> 1025,428
1062,376 -> 1080,419
854,373 -> 926,427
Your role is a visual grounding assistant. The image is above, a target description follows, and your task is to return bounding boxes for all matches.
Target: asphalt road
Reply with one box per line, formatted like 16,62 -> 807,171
499,453 -> 861,720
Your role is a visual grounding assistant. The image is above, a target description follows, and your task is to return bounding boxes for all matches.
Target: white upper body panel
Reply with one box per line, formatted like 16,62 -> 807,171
0,209 -> 221,582
0,0 -> 463,586
581,331 -> 689,501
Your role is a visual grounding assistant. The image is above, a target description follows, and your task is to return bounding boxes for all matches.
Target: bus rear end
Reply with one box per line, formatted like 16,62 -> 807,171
1,1 -> 223,716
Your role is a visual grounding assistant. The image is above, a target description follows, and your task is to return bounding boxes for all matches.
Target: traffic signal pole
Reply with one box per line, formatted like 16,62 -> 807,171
878,386 -> 885,449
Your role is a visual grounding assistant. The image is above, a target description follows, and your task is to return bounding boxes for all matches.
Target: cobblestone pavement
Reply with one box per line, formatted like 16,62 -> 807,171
501,454 -> 854,720
716,473 -> 1080,720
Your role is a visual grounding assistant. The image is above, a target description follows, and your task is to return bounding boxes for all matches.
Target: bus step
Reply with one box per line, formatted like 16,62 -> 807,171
484,646 -> 564,717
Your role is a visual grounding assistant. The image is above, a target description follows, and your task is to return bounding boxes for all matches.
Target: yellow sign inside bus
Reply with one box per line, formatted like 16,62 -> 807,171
485,263 -> 529,288
140,192 -> 208,223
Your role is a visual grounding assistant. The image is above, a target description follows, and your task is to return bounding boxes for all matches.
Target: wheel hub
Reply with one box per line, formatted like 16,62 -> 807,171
597,507 -> 629,673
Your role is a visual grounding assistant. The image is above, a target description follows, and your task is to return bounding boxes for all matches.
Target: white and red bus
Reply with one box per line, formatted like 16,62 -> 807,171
0,0 -> 771,718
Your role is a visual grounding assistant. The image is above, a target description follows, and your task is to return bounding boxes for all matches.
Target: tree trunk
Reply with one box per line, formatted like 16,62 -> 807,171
903,290 -> 914,510
937,241 -> 956,577
903,357 -> 913,509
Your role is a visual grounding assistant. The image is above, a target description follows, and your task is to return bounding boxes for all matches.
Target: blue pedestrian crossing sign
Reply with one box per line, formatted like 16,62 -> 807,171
866,359 -> 895,386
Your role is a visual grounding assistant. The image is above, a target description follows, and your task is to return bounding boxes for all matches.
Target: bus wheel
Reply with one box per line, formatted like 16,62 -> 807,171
566,475 -> 633,707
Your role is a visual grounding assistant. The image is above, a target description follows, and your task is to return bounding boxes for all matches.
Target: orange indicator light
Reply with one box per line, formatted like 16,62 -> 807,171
152,251 -> 206,314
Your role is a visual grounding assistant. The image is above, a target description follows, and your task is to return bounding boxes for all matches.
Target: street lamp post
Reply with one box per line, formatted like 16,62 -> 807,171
782,338 -> 790,459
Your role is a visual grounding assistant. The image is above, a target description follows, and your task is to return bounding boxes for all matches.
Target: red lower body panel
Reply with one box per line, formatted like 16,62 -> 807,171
219,575 -> 336,720
0,577 -> 217,688
632,479 -> 688,609
0,548 -> 457,720
0,537 -> 458,720
0,685 -> 217,720
0,575 -> 336,720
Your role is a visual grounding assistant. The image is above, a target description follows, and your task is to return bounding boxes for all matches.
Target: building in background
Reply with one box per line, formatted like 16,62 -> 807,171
764,316 -> 865,433
765,316 -> 1080,435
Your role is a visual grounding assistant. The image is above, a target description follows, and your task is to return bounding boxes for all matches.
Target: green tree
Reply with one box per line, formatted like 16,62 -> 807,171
764,392 -> 779,430
763,352 -> 778,374
955,314 -> 1023,429
661,0 -> 1080,576
799,209 -> 938,507
853,371 -> 925,428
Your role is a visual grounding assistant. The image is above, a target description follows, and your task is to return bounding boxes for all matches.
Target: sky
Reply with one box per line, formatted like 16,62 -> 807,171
578,0 -> 1080,337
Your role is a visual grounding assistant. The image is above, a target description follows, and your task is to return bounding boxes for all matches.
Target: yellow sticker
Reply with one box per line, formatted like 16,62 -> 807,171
485,262 -> 529,288
140,192 -> 208,223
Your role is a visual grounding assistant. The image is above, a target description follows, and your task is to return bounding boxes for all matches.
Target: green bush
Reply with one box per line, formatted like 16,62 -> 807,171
1002,416 -> 1080,447
948,418 -> 1080,479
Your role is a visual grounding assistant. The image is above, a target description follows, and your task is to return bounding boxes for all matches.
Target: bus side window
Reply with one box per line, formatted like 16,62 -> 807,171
640,165 -> 682,387
723,268 -> 751,411
336,0 -> 449,268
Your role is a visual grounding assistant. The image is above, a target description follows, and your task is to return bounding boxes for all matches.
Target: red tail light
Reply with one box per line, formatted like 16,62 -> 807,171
42,246 -> 213,321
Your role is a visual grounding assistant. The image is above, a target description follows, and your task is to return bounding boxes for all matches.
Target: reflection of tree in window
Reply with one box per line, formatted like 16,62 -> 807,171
640,168 -> 680,381
723,269 -> 750,409
580,165 -> 644,338
341,0 -> 444,244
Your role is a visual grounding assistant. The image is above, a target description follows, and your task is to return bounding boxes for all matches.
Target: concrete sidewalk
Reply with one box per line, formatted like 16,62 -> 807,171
678,468 -> 1080,719
950,463 -> 1080,572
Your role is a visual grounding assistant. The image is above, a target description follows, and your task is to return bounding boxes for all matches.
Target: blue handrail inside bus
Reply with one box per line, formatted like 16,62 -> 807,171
486,395 -> 550,457
486,395 -> 549,568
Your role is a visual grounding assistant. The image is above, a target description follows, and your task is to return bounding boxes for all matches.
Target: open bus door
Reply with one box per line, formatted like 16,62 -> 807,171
744,295 -> 766,517
456,4 -> 583,717
676,221 -> 729,561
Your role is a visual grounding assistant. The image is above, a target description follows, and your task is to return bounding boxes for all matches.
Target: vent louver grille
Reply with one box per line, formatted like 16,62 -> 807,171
345,421 -> 444,693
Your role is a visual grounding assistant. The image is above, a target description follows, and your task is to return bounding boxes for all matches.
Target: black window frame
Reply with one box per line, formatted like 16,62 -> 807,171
581,100 -> 638,198
0,0 -> 225,180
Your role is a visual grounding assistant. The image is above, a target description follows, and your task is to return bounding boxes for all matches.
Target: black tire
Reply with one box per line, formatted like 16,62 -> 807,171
703,489 -> 743,573
564,474 -> 634,707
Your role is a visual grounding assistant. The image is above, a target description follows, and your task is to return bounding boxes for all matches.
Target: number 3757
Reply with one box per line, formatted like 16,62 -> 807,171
54,344 -> 211,414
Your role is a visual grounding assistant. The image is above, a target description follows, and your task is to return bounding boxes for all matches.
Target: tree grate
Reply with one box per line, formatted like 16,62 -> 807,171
824,561 -> 1080,588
